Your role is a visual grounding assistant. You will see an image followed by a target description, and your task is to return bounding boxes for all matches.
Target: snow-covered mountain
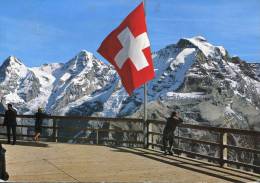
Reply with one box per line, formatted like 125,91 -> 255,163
1,36 -> 259,127
0,36 -> 259,166
0,51 -> 117,114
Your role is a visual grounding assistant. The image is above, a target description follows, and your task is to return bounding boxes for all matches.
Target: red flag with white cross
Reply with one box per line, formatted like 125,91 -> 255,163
97,2 -> 155,95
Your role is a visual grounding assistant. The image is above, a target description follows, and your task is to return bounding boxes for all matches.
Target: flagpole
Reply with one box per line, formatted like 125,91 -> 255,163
143,83 -> 148,148
144,84 -> 147,122
143,0 -> 148,149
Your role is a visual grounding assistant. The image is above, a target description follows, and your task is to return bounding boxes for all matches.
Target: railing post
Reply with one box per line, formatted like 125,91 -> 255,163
20,119 -> 23,141
147,121 -> 153,149
52,119 -> 58,142
253,135 -> 260,173
177,126 -> 180,156
96,129 -> 99,145
151,133 -> 154,149
143,120 -> 147,148
219,131 -> 227,167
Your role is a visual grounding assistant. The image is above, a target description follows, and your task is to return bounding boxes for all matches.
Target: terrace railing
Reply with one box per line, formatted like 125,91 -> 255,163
0,114 -> 144,147
0,114 -> 259,173
148,120 -> 260,173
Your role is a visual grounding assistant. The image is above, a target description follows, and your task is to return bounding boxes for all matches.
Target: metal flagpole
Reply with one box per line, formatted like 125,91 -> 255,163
143,0 -> 148,148
143,83 -> 148,148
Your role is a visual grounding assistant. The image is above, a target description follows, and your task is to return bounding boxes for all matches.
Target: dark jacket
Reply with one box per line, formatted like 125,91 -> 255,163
164,116 -> 183,133
0,145 -> 9,181
3,109 -> 17,126
35,112 -> 48,132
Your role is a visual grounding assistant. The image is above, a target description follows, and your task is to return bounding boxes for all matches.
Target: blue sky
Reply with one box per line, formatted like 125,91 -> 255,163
0,0 -> 260,67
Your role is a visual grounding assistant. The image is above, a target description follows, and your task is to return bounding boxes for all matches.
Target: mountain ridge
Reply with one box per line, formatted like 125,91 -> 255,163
1,36 -> 259,167
0,36 -> 259,126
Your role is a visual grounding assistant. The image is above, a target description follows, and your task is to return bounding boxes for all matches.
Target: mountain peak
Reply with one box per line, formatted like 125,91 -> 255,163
77,50 -> 94,60
63,50 -> 104,75
177,36 -> 225,58
189,36 -> 207,42
183,36 -> 214,57
0,56 -> 28,84
4,56 -> 24,66
0,56 -> 26,72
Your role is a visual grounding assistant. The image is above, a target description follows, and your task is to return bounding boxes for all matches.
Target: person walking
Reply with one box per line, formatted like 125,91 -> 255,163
163,111 -> 183,155
34,108 -> 48,142
3,104 -> 17,145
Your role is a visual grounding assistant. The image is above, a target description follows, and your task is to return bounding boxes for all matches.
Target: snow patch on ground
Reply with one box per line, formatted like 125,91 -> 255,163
5,93 -> 24,103
60,73 -> 71,82
166,92 -> 207,100
201,63 -> 215,70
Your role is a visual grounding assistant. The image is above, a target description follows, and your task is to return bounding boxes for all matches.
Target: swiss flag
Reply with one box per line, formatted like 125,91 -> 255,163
97,2 -> 155,95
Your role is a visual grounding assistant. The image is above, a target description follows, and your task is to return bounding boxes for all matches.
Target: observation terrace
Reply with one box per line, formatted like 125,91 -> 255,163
0,114 -> 259,182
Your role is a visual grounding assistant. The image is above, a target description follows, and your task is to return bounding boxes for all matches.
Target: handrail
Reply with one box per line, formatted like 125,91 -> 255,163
0,113 -> 143,123
0,114 -> 145,146
148,120 -> 260,136
180,123 -> 260,136
0,114 -> 259,172
1,114 -> 259,135
147,120 -> 260,172
0,124 -> 143,134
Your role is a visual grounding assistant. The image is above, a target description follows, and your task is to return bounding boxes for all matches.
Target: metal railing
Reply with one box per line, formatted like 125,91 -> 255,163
0,114 -> 259,172
0,114 -> 144,147
147,120 -> 260,173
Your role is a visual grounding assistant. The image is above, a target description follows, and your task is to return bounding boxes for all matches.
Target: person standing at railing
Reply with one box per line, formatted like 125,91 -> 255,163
162,111 -> 183,155
34,108 -> 48,142
3,104 -> 17,145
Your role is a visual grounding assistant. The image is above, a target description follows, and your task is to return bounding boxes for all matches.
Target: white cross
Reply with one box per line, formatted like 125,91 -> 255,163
114,27 -> 150,71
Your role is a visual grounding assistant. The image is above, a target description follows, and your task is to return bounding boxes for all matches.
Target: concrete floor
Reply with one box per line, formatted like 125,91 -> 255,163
3,141 -> 260,182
